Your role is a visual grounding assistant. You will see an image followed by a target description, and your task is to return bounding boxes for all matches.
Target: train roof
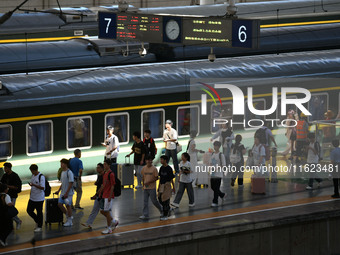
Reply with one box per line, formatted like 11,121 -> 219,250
0,49 -> 339,110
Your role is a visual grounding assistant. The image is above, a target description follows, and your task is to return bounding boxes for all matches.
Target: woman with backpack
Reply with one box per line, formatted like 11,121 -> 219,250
230,135 -> 246,187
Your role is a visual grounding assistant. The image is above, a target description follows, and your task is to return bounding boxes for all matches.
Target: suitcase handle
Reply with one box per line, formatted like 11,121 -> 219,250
125,156 -> 131,165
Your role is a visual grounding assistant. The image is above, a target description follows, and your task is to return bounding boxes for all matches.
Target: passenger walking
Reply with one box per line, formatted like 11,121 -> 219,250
96,159 -> 119,234
163,120 -> 180,174
210,141 -> 226,207
27,164 -> 45,232
139,156 -> 162,220
295,113 -> 309,163
252,137 -> 266,176
230,135 -> 246,187
187,130 -> 204,187
211,123 -> 234,166
1,162 -> 22,230
143,129 -> 157,160
305,133 -> 323,190
126,131 -> 146,189
0,183 -> 14,247
330,139 -> 340,198
69,149 -> 84,209
282,110 -> 297,158
158,155 -> 176,220
54,158 -> 74,227
102,125 -> 120,164
81,163 -> 110,228
171,152 -> 195,208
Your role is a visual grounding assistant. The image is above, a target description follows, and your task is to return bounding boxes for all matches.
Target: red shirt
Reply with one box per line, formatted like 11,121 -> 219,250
102,170 -> 115,199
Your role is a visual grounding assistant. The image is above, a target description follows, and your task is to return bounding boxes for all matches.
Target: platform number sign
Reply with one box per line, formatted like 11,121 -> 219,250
98,12 -> 117,39
232,20 -> 253,48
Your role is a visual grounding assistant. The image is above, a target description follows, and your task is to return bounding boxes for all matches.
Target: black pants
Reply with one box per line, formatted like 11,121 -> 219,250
333,178 -> 340,195
0,217 -> 13,243
159,197 -> 170,217
231,162 -> 244,185
27,200 -> 44,228
104,157 -> 117,164
210,178 -> 225,204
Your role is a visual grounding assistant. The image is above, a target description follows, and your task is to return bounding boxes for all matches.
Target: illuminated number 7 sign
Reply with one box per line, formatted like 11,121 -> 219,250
98,12 -> 117,39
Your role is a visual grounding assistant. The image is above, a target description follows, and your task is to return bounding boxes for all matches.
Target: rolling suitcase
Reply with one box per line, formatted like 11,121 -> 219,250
45,195 -> 63,225
251,175 -> 266,194
117,157 -> 134,188
196,164 -> 209,187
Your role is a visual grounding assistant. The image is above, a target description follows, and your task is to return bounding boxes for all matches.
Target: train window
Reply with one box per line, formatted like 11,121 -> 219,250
105,113 -> 129,144
308,93 -> 329,121
27,121 -> 53,156
211,103 -> 233,133
0,125 -> 12,160
66,117 -> 92,150
245,99 -> 266,129
177,106 -> 200,137
141,109 -> 165,139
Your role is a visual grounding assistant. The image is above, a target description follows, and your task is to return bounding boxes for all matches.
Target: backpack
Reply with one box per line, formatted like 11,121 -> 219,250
108,171 -> 121,197
255,127 -> 268,145
38,174 -> 51,197
230,144 -> 242,164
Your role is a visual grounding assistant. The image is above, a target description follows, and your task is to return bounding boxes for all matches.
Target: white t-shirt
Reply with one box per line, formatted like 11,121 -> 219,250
60,169 -> 74,197
307,142 -> 319,164
252,144 -> 266,165
179,161 -> 192,183
30,173 -> 45,202
0,193 -> 11,205
210,152 -> 226,178
163,128 -> 178,150
105,134 -> 119,158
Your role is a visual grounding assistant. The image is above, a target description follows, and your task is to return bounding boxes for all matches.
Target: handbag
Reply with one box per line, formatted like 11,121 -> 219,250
8,206 -> 18,218
176,142 -> 182,153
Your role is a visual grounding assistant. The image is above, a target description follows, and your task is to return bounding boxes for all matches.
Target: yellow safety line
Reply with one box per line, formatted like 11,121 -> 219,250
260,19 -> 340,28
1,86 -> 339,124
0,19 -> 339,44
0,36 -> 85,44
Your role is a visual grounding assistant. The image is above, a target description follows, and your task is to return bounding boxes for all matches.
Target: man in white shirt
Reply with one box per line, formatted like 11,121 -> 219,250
102,125 -> 119,164
210,141 -> 226,207
27,164 -> 45,232
163,120 -> 179,174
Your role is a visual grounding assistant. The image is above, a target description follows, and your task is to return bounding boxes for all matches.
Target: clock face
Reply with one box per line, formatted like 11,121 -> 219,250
165,19 -> 180,41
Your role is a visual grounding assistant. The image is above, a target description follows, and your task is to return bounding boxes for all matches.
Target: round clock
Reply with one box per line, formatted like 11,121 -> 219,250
165,19 -> 180,41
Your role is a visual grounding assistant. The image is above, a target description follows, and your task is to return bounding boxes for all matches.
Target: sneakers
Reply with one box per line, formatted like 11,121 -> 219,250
16,220 -> 22,230
135,185 -> 143,189
34,227 -> 42,233
63,219 -> 73,227
238,184 -> 244,188
211,203 -> 218,207
75,206 -> 84,210
306,186 -> 313,190
160,216 -> 168,221
0,240 -> 6,247
81,223 -> 92,229
102,227 -> 113,234
139,215 -> 149,220
188,203 -> 195,207
331,194 -> 340,198
171,202 -> 179,208
111,220 -> 119,230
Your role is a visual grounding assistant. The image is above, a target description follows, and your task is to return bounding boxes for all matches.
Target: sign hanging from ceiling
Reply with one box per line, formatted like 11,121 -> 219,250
98,12 -> 260,49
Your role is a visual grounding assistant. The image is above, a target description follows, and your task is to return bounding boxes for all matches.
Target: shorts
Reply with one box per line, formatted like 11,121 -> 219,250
100,198 -> 113,211
58,195 -> 73,206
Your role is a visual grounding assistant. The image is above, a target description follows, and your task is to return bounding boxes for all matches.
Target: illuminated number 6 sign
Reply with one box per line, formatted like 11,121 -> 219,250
232,20 -> 254,48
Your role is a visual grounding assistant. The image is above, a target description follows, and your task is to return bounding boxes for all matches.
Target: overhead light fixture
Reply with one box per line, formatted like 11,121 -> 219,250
139,42 -> 147,57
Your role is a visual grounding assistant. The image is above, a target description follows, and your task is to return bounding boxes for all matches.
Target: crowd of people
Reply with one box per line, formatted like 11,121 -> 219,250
1,114 -> 340,246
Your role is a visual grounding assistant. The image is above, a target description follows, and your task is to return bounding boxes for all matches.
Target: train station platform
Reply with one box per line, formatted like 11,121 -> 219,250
1,168 -> 340,255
